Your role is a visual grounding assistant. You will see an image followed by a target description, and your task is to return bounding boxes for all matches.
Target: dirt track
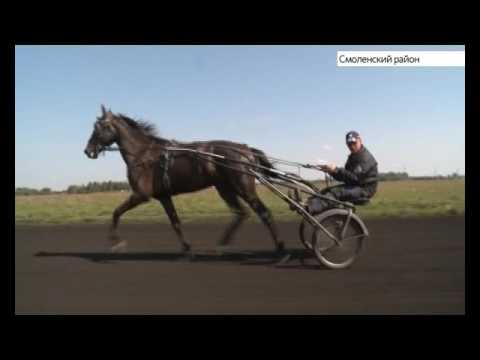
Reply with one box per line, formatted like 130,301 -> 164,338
15,217 -> 465,314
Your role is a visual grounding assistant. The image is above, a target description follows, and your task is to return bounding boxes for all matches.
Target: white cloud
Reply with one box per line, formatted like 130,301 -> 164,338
322,144 -> 333,151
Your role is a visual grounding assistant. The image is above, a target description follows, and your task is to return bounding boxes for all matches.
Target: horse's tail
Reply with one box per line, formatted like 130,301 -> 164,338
249,147 -> 279,178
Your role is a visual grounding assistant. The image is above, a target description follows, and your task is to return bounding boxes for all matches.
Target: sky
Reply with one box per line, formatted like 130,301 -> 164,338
15,45 -> 465,191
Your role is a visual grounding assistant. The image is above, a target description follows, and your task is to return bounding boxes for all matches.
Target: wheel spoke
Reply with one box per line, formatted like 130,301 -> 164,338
310,211 -> 367,269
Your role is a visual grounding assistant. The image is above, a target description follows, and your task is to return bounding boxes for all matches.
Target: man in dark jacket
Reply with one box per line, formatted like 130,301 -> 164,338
307,131 -> 378,214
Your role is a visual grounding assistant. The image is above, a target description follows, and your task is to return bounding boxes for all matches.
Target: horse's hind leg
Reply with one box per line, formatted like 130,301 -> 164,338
215,186 -> 249,248
109,193 -> 148,251
241,194 -> 285,255
157,196 -> 192,256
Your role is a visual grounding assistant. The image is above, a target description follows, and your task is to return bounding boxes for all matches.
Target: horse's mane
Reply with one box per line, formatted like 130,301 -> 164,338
116,113 -> 167,144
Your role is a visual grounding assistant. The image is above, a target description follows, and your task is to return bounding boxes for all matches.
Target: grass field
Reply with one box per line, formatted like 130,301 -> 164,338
15,179 -> 465,225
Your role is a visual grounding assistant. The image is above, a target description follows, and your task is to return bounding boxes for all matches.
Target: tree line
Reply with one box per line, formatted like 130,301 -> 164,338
15,181 -> 131,195
377,172 -> 409,181
15,187 -> 54,196
377,172 -> 464,181
15,172 -> 465,196
66,181 -> 131,194
325,171 -> 464,183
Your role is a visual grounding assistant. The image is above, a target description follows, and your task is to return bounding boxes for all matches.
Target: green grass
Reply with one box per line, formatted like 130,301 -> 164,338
355,179 -> 465,218
15,179 -> 465,225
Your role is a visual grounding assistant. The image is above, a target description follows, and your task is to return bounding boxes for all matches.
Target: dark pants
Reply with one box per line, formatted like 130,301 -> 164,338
307,185 -> 369,214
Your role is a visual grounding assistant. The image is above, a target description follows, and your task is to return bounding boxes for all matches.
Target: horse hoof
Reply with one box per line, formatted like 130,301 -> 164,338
276,242 -> 286,254
299,256 -> 306,266
275,253 -> 292,267
110,240 -> 128,253
185,251 -> 196,261
215,245 -> 230,256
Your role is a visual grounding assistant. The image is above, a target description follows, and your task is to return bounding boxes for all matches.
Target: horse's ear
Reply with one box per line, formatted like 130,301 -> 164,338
101,104 -> 106,116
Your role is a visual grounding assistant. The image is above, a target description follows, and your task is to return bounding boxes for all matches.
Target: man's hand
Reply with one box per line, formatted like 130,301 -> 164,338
319,163 -> 337,174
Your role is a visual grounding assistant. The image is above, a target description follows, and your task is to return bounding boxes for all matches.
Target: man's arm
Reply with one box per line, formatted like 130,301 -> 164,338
330,165 -> 362,184
331,155 -> 377,184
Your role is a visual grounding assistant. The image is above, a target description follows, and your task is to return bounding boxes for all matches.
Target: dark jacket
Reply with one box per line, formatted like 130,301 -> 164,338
331,146 -> 378,197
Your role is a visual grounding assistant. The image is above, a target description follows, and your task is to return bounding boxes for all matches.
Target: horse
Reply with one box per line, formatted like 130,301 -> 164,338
84,105 -> 286,258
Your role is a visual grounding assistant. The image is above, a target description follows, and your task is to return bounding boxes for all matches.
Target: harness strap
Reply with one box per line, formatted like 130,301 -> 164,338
162,151 -> 171,192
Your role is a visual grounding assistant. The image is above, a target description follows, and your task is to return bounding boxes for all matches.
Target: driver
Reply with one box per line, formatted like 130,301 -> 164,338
307,131 -> 378,214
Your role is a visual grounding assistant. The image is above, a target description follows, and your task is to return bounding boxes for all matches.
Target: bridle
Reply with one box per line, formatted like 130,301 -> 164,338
96,116 -> 164,169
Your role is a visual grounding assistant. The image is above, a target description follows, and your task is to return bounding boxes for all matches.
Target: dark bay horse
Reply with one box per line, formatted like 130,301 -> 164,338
84,105 -> 285,257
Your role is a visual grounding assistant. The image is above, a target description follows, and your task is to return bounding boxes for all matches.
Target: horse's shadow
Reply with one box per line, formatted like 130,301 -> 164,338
34,248 -> 324,270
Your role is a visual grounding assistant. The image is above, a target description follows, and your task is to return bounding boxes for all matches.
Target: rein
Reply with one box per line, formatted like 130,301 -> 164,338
104,141 -> 323,172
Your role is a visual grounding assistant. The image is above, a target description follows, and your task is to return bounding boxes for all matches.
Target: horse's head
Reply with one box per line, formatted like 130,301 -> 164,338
84,105 -> 118,159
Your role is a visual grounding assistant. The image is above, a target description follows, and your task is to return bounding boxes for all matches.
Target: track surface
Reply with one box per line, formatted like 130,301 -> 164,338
15,217 -> 465,314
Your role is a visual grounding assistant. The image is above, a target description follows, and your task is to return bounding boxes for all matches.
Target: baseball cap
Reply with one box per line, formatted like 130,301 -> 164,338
346,131 -> 360,143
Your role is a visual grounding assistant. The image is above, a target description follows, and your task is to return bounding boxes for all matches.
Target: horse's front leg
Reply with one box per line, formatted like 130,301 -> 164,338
109,193 -> 148,251
157,196 -> 193,259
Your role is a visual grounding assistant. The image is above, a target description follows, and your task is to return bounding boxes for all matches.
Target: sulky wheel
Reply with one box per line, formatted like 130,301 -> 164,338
310,208 -> 369,269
